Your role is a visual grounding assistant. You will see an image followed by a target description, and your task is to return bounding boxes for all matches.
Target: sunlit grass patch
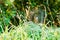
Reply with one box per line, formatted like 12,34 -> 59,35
0,22 -> 60,40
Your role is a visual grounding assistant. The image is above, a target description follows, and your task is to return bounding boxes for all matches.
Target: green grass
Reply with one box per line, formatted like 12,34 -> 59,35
0,22 -> 60,40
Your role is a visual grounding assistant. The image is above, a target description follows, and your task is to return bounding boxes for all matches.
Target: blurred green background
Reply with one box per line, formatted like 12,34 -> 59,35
0,0 -> 60,36
0,0 -> 60,40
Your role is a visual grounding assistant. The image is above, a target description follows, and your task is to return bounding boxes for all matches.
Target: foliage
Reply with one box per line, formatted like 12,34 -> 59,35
0,0 -> 60,40
0,0 -> 60,32
0,22 -> 60,40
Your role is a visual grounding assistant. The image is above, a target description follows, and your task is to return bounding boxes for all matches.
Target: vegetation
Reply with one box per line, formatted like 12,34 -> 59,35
0,22 -> 60,40
0,0 -> 60,40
